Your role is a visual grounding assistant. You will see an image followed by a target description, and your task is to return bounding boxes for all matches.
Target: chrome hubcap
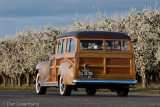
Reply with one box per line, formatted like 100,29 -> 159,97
36,73 -> 40,93
60,76 -> 65,94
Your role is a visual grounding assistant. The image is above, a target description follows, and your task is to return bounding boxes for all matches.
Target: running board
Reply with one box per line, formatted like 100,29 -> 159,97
43,81 -> 58,87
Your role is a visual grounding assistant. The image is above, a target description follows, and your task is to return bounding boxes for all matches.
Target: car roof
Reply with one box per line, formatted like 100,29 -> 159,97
57,31 -> 131,40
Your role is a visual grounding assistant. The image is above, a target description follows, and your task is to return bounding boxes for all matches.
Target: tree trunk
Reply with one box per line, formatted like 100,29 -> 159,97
156,72 -> 159,82
153,72 -> 156,83
11,77 -> 14,86
33,75 -> 36,80
8,76 -> 10,85
1,73 -> 6,86
159,71 -> 160,81
2,75 -> 6,86
147,73 -> 151,85
18,75 -> 21,86
15,76 -> 18,85
26,73 -> 30,86
142,71 -> 147,88
5,76 -> 8,86
33,75 -> 36,84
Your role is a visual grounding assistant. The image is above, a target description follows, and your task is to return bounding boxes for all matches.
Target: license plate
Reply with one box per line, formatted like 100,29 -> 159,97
79,70 -> 93,76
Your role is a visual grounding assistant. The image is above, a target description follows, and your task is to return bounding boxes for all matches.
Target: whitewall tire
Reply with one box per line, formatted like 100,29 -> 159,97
36,73 -> 47,95
59,76 -> 71,96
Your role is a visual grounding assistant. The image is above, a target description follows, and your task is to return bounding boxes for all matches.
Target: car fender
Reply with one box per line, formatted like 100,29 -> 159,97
58,61 -> 75,85
35,61 -> 50,86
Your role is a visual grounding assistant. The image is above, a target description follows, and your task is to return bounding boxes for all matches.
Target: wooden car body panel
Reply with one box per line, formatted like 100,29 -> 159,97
35,31 -> 137,88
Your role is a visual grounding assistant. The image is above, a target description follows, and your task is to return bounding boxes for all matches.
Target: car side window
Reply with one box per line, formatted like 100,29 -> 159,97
58,39 -> 66,54
70,38 -> 75,52
66,39 -> 70,52
66,38 -> 76,53
62,39 -> 66,54
58,40 -> 62,54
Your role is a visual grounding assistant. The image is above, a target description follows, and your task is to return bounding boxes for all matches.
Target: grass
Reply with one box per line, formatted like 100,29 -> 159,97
0,84 -> 160,94
0,85 -> 59,91
129,84 -> 160,93
0,86 -> 36,91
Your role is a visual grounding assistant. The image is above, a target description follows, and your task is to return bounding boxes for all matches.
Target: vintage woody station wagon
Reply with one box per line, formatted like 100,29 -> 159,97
35,31 -> 137,96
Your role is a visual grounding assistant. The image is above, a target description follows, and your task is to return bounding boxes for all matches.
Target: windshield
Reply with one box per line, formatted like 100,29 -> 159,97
80,40 -> 130,51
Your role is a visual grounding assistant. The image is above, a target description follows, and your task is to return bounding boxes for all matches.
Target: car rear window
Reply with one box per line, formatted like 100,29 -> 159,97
105,41 -> 129,51
80,40 -> 103,50
80,40 -> 129,51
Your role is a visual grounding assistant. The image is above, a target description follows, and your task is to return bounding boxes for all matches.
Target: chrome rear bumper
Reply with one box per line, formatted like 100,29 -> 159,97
72,79 -> 137,85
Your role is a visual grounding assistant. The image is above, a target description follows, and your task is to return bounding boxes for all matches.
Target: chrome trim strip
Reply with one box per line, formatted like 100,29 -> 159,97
72,79 -> 137,85
45,81 -> 58,84
43,84 -> 58,87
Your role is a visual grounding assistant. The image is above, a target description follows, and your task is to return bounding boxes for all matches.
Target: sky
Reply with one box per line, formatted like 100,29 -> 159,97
0,0 -> 157,38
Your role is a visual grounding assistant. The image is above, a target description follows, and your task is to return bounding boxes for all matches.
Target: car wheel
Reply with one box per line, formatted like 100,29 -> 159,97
86,88 -> 96,95
117,88 -> 129,97
36,73 -> 47,95
59,76 -> 72,96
